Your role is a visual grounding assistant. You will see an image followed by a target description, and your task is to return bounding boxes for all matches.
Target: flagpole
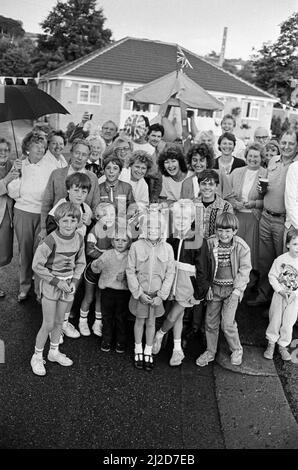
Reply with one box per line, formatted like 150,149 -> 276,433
11,120 -> 19,159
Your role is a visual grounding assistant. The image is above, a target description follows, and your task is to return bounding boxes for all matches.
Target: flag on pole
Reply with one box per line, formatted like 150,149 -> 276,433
177,46 -> 193,70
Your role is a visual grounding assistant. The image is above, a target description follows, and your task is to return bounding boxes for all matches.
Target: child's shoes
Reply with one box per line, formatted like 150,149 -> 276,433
101,341 -> 111,352
116,342 -> 125,354
62,322 -> 80,339
92,320 -> 103,337
152,334 -> 163,355
169,349 -> 184,366
47,350 -> 73,366
79,320 -> 91,336
264,342 -> 275,360
134,353 -> 143,369
30,354 -> 46,376
278,345 -> 291,361
230,348 -> 243,366
144,354 -> 154,371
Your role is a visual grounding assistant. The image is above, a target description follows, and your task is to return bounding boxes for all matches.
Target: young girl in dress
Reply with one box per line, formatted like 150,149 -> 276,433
126,207 -> 175,370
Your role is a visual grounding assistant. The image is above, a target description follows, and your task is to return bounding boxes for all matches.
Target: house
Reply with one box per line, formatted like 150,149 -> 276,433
39,37 -> 277,139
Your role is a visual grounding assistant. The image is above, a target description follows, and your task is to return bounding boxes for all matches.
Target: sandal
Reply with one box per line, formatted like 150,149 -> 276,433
144,354 -> 154,371
134,353 -> 143,370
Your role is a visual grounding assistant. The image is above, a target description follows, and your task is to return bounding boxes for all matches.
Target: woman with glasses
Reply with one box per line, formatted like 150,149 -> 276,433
7,132 -> 50,302
0,138 -> 22,297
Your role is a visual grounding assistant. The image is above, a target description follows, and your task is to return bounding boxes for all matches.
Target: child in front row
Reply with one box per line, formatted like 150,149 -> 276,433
79,202 -> 116,337
264,229 -> 298,362
90,221 -> 131,353
30,202 -> 86,376
152,200 -> 211,366
126,208 -> 175,371
196,212 -> 251,368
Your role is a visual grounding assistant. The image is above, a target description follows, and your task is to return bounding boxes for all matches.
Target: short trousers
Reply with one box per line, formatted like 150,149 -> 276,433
84,261 -> 100,285
40,280 -> 74,302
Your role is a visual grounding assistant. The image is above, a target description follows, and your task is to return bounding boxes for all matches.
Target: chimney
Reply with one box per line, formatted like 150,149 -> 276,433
218,27 -> 228,67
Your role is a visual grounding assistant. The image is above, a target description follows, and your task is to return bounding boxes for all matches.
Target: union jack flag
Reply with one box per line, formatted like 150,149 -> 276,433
177,46 -> 193,70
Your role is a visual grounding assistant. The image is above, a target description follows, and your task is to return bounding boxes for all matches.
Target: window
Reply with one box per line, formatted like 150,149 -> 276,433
78,83 -> 101,105
242,100 -> 260,120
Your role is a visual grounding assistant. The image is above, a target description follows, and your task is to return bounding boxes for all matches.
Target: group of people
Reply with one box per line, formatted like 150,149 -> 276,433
0,111 -> 297,377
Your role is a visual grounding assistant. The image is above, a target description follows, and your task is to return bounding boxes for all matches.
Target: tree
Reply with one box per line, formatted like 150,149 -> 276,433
0,15 -> 25,40
253,12 -> 298,103
35,0 -> 112,73
0,38 -> 35,76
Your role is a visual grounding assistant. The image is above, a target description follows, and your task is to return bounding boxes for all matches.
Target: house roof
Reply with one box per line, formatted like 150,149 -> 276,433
41,37 -> 275,100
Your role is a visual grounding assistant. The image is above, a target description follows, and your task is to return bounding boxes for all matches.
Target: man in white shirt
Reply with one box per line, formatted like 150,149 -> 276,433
284,130 -> 298,235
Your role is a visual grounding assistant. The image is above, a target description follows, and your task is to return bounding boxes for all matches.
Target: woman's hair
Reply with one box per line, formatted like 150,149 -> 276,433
244,142 -> 265,162
215,212 -> 239,231
197,169 -> 219,185
21,131 -> 47,155
86,135 -> 106,154
103,135 -> 133,159
65,172 -> 92,192
186,142 -> 214,169
47,130 -> 67,146
194,130 -> 216,146
158,143 -> 187,176
0,138 -> 11,152
218,132 -> 236,150
128,150 -> 153,170
54,201 -> 81,222
102,154 -> 123,170
70,138 -> 92,154
286,228 -> 298,245
265,139 -> 280,154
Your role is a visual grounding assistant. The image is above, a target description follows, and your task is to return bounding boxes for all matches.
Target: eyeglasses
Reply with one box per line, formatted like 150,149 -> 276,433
255,136 -> 269,140
115,147 -> 130,153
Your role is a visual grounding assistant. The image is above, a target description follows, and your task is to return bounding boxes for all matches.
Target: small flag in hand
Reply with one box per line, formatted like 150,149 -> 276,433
177,46 -> 193,70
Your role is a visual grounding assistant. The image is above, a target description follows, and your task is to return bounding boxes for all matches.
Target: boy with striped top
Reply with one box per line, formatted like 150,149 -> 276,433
30,202 -> 86,376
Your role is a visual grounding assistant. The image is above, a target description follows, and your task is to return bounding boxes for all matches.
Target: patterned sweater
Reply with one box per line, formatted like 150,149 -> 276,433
32,229 -> 86,288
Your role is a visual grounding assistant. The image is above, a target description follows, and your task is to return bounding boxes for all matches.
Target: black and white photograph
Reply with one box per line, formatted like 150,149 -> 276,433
0,0 -> 298,457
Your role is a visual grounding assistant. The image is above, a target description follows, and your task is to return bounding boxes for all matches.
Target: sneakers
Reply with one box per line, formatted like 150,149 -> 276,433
169,349 -> 185,367
101,341 -> 111,352
62,322 -> 80,339
230,348 -> 243,366
152,333 -> 163,355
79,321 -> 91,336
92,320 -> 103,337
196,350 -> 215,367
116,342 -> 125,354
47,350 -> 73,366
30,354 -> 46,376
278,346 -> 291,361
264,342 -> 275,360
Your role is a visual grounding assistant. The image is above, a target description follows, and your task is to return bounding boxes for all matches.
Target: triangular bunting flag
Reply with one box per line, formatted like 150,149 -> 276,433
23,77 -> 28,85
12,77 -> 17,84
34,77 -> 40,85
0,77 -> 4,85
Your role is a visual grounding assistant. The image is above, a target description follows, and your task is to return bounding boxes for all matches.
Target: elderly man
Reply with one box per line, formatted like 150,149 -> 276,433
284,131 -> 298,235
247,130 -> 298,307
253,127 -> 270,148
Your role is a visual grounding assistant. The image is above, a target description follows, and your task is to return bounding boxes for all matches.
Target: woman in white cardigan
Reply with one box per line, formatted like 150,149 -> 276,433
229,143 -> 266,271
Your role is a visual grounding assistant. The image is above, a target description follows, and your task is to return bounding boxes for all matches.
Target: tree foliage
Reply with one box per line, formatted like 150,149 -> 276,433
0,38 -> 35,76
35,0 -> 112,72
253,12 -> 298,103
0,15 -> 25,39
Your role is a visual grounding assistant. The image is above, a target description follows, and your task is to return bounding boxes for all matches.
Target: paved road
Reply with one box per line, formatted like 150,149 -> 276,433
0,249 -> 224,449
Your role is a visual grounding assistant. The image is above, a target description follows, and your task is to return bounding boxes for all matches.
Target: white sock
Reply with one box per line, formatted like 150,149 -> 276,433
34,347 -> 43,359
95,311 -> 102,320
64,312 -> 70,322
156,329 -> 165,339
144,344 -> 152,355
94,318 -> 102,324
79,317 -> 87,324
50,342 -> 59,354
80,309 -> 89,319
135,343 -> 143,354
173,339 -> 182,351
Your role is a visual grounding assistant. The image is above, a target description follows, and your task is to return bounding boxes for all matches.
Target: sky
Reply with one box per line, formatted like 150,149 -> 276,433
1,0 -> 297,59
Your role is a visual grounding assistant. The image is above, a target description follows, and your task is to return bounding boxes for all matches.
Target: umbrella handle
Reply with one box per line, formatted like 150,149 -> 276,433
11,121 -> 19,159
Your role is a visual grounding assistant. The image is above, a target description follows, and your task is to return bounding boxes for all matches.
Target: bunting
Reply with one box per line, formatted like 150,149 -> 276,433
0,76 -> 40,84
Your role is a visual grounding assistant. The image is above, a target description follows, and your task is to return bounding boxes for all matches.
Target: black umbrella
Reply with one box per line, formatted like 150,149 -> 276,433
0,85 -> 70,157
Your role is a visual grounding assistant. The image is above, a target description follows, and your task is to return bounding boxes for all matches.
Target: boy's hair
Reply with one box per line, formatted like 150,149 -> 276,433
147,123 -> 164,137
197,169 -> 219,185
215,212 -> 239,231
54,201 -> 81,223
102,154 -> 123,170
286,228 -> 298,245
65,172 -> 92,192
95,202 -> 115,220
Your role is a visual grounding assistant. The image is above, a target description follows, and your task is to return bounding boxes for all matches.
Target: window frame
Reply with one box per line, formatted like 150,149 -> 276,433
241,100 -> 260,120
77,82 -> 102,105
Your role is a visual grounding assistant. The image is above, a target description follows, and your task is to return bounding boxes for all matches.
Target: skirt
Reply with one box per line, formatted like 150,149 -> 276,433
129,294 -> 164,319
0,206 -> 13,267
